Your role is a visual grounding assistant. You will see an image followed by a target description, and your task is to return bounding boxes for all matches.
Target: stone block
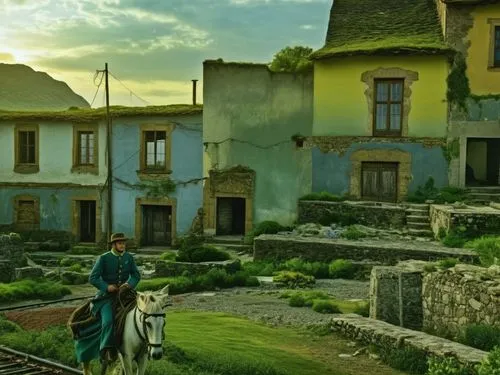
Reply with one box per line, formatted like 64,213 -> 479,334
0,233 -> 25,267
15,266 -> 43,280
0,259 -> 15,283
155,259 -> 242,277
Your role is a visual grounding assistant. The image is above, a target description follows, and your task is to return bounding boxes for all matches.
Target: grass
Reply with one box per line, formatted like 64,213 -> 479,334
280,290 -> 369,315
0,279 -> 71,303
464,236 -> 500,267
458,324 -> 500,352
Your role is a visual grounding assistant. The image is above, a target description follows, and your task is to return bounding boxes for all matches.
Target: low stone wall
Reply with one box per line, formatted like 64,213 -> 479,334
298,200 -> 406,229
423,264 -> 500,336
155,259 -> 241,277
253,235 -> 479,264
0,233 -> 25,267
430,204 -> 500,237
0,259 -> 14,283
332,315 -> 487,367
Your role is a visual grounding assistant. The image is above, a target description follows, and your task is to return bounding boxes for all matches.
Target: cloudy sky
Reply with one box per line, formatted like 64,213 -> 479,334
0,0 -> 331,107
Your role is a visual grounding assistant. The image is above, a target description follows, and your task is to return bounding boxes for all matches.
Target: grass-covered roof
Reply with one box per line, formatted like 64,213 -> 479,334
0,104 -> 202,123
311,0 -> 454,60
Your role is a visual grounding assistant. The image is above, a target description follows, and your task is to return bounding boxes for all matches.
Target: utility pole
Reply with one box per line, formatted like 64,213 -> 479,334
105,63 -> 112,242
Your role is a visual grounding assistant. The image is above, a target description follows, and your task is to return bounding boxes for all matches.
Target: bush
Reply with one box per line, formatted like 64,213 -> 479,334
407,177 -> 467,204
242,261 -> 277,276
341,226 -> 367,240
477,347 -> 500,375
353,302 -> 370,317
329,259 -> 356,279
273,271 -> 315,288
176,245 -> 231,263
160,252 -> 177,261
59,257 -> 79,267
459,324 -> 500,352
0,280 -> 71,303
438,258 -> 459,269
0,318 -> 22,334
61,271 -> 89,285
288,294 -> 306,307
253,221 -> 290,237
281,258 -> 329,279
311,300 -> 340,314
441,226 -> 476,248
465,236 -> 500,267
427,357 -> 472,375
299,192 -> 344,202
379,346 -> 429,374
68,263 -> 83,272
69,245 -> 101,255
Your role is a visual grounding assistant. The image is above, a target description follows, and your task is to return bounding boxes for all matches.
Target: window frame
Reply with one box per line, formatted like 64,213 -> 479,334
72,124 -> 99,175
14,124 -> 39,174
487,19 -> 500,70
139,123 -> 174,175
494,25 -> 500,68
372,79 -> 404,137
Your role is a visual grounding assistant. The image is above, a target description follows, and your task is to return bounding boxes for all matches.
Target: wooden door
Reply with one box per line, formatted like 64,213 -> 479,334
361,162 -> 398,202
216,197 -> 246,235
79,201 -> 96,243
142,205 -> 172,246
16,200 -> 36,231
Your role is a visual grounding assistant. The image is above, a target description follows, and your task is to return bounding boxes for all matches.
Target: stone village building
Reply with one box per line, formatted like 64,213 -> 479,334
0,105 -> 203,247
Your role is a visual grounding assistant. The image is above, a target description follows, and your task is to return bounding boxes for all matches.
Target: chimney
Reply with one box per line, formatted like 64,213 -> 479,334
192,79 -> 198,105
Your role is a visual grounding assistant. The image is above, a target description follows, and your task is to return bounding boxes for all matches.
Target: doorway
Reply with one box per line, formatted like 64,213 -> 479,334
216,197 -> 246,235
466,138 -> 500,186
361,162 -> 399,202
79,200 -> 97,243
141,205 -> 172,246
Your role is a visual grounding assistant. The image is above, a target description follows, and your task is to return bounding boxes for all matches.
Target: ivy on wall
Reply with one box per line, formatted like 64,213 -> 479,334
136,179 -> 177,198
442,138 -> 460,164
446,53 -> 470,112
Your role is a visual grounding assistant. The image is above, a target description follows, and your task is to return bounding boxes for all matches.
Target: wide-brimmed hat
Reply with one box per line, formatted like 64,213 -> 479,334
109,232 -> 129,244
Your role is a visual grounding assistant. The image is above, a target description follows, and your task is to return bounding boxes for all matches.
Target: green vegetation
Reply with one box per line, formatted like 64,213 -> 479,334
68,245 -> 101,255
447,54 -> 471,112
442,138 -> 460,164
477,347 -> 500,375
464,237 -> 500,267
341,226 -> 367,240
273,271 -> 315,288
60,257 -> 79,267
378,346 -> 429,375
281,290 -> 368,315
160,252 -> 178,261
68,263 -> 83,273
282,258 -> 329,279
176,245 -> 231,263
311,300 -> 341,314
269,46 -> 313,73
244,221 -> 291,245
353,302 -> 370,317
310,0 -> 452,59
299,192 -> 345,202
61,271 -> 89,285
407,177 -> 467,204
458,325 -> 500,352
0,280 -> 71,303
427,357 -> 473,375
441,226 -> 478,249
137,270 -> 259,295
437,258 -> 459,269
328,259 -> 356,279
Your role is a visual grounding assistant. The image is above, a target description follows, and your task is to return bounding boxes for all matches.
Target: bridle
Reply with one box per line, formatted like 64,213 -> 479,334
133,303 -> 171,356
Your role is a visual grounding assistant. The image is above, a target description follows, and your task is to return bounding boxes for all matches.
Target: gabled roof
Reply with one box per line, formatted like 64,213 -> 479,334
0,104 -> 202,123
311,0 -> 455,60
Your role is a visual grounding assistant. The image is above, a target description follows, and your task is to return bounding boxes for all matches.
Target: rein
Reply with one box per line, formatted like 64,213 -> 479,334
133,304 -> 171,353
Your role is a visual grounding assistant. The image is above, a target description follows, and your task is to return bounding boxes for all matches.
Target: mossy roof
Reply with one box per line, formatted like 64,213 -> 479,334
0,104 -> 202,123
311,0 -> 454,60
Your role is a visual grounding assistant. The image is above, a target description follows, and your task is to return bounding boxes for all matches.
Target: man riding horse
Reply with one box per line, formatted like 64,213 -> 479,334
88,232 -> 141,362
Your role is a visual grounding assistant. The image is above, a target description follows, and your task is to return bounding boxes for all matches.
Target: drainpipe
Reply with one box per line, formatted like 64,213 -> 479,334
192,79 -> 198,105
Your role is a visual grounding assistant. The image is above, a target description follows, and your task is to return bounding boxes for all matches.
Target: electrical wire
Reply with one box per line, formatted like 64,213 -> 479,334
90,71 -> 104,107
109,71 -> 151,106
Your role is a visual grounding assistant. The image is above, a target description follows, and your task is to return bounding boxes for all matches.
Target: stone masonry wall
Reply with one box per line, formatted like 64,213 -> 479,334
423,264 -> 500,336
0,233 -> 25,283
298,200 -> 406,229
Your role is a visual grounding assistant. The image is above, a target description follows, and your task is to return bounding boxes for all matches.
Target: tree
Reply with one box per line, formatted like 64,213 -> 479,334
269,46 -> 313,73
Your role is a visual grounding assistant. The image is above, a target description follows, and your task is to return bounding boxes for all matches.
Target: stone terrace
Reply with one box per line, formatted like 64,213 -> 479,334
253,235 -> 479,264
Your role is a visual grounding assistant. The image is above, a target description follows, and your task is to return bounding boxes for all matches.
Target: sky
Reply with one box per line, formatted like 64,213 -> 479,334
0,0 -> 331,107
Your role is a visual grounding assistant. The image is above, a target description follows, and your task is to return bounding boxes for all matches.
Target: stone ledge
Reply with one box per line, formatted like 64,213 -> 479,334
253,235 -> 479,264
332,315 -> 487,367
155,259 -> 241,277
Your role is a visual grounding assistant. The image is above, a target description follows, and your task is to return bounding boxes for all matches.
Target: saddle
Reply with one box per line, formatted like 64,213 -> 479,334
67,286 -> 138,347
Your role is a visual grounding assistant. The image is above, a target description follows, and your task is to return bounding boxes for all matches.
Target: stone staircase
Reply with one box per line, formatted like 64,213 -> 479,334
405,203 -> 433,238
466,187 -> 500,205
205,235 -> 252,254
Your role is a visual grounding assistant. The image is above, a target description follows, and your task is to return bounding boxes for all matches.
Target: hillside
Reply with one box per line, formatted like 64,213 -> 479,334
0,64 -> 90,111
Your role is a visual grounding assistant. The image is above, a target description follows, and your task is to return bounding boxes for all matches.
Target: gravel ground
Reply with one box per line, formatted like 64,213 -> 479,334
169,279 -> 369,329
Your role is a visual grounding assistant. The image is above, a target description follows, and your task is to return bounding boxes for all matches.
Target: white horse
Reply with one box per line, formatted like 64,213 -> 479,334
82,285 -> 171,375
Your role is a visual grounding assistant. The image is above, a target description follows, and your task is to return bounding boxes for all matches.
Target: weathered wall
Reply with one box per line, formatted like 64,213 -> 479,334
297,200 -> 407,229
311,142 -> 448,196
203,61 -> 313,226
430,204 -> 500,237
0,121 -> 107,184
313,55 -> 448,137
423,264 -> 500,336
111,114 -> 203,239
0,233 -> 24,282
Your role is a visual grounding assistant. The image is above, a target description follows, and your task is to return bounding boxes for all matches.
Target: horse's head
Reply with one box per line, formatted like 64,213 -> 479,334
136,284 -> 170,360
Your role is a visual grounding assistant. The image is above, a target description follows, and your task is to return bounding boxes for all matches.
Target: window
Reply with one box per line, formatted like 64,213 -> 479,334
72,124 -> 98,174
373,79 -> 404,136
139,124 -> 173,174
14,124 -> 39,173
494,26 -> 500,67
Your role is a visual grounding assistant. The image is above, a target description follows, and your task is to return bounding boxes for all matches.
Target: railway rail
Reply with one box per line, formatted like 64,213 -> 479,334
0,346 -> 82,374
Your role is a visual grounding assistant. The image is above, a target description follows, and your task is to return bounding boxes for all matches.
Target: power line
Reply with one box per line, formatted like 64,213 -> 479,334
108,71 -> 151,106
204,137 -> 292,149
90,71 -> 104,107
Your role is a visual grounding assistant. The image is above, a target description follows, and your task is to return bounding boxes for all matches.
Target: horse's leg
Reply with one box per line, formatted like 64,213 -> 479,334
119,354 -> 134,375
82,362 -> 92,375
136,353 -> 148,375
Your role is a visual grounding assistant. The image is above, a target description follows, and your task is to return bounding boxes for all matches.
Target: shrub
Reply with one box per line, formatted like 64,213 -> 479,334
427,357 -> 472,375
69,245 -> 101,255
273,271 -> 315,288
407,177 -> 439,203
0,318 -> 22,334
176,245 -> 230,263
288,294 -> 306,307
312,300 -> 340,314
438,187 -> 468,204
0,280 -> 71,302
459,324 -> 500,352
281,258 -> 329,279
68,263 -> 83,272
160,252 -> 177,261
438,258 -> 459,269
341,226 -> 367,240
465,236 -> 500,267
253,221 -> 289,236
242,261 -> 276,276
353,302 -> 370,317
59,257 -> 78,267
176,233 -> 204,251
61,271 -> 89,285
477,347 -> 500,375
442,226 -> 475,248
329,259 -> 356,279
379,346 -> 429,374
299,192 -> 344,202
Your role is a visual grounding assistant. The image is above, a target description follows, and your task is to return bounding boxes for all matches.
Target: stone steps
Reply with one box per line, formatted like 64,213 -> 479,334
408,228 -> 434,238
406,215 -> 430,224
207,236 -> 245,246
405,208 -> 429,215
407,222 -> 431,229
466,192 -> 500,203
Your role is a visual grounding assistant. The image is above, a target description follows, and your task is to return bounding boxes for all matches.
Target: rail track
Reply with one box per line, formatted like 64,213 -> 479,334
0,346 -> 82,374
